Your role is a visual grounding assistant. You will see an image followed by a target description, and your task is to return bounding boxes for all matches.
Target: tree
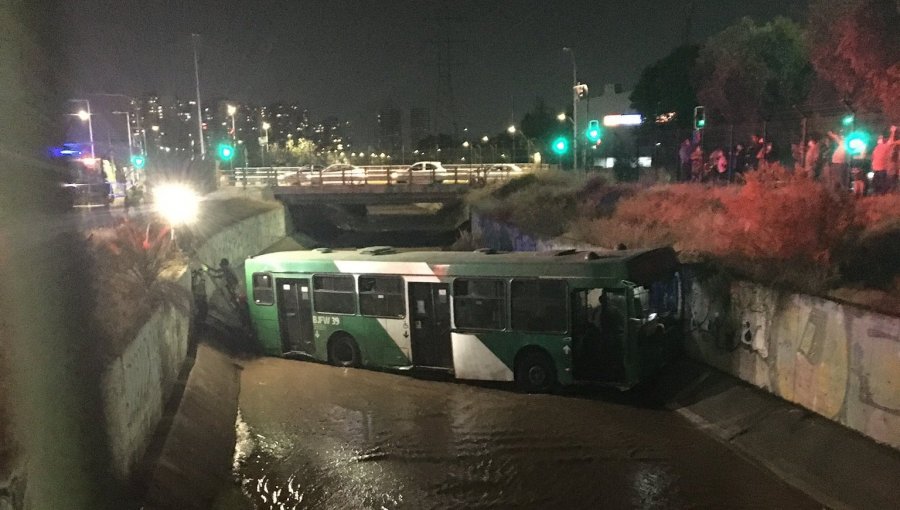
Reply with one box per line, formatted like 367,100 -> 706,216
695,17 -> 813,123
269,138 -> 319,166
807,0 -> 900,122
629,45 -> 700,128
520,97 -> 559,143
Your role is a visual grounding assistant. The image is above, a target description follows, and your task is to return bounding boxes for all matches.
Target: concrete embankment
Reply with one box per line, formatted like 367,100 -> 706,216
474,213 -> 900,509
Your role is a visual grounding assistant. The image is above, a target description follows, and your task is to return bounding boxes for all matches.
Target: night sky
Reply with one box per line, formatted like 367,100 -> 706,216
62,0 -> 807,142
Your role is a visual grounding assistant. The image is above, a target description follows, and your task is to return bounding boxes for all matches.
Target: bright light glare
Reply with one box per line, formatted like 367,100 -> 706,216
154,184 -> 199,226
557,113 -> 567,121
603,114 -> 642,127
227,104 -> 237,116
507,125 -> 516,134
261,121 -> 271,130
77,110 -> 90,121
848,138 -> 866,153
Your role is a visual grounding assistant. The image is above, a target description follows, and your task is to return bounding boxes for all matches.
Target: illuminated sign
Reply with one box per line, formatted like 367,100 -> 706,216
603,114 -> 642,127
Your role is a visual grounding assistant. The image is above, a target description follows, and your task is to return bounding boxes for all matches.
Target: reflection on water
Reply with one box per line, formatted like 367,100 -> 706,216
227,359 -> 817,509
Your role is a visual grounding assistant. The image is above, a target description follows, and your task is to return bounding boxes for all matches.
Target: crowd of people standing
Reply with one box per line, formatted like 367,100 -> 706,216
676,125 -> 900,196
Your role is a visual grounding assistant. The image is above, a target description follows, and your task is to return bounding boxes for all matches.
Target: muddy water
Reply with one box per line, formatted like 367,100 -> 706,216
229,358 -> 818,509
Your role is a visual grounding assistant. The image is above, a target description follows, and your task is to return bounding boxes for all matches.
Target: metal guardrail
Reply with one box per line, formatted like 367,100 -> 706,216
222,164 -> 528,188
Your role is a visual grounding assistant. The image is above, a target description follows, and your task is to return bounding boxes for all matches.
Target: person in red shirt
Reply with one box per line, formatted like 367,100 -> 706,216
871,126 -> 897,195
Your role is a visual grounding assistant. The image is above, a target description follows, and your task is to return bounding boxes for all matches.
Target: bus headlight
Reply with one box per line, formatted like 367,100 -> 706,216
154,183 -> 200,226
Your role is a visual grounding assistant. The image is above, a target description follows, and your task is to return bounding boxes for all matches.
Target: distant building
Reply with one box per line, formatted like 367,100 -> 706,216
409,107 -> 430,147
377,108 -> 403,154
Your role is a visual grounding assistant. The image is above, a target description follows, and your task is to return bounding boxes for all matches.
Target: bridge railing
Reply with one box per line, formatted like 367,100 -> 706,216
222,164 -> 526,188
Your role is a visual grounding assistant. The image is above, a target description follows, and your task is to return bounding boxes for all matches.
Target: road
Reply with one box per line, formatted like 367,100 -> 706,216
228,357 -> 819,509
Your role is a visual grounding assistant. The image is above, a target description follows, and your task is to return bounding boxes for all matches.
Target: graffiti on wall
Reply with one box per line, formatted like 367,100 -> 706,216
690,275 -> 900,450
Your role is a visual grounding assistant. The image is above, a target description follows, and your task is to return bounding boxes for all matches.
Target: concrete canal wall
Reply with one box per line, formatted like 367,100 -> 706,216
473,213 -> 900,450
102,277 -> 191,479
101,193 -> 289,483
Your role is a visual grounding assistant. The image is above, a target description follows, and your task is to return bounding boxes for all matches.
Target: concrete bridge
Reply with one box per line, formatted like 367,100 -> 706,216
223,164 -> 529,206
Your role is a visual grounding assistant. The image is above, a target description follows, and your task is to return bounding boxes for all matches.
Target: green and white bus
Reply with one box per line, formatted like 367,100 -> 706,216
244,246 -> 682,391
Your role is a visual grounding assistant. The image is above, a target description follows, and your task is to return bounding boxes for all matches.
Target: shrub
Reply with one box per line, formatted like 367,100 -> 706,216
90,220 -> 189,358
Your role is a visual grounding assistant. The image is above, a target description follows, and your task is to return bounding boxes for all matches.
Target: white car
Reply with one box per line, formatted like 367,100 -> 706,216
311,164 -> 366,185
484,163 -> 524,179
391,161 -> 449,184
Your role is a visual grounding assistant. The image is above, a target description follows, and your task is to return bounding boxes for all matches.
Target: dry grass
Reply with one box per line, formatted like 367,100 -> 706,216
466,171 -> 588,238
89,220 -> 190,361
471,165 -> 900,307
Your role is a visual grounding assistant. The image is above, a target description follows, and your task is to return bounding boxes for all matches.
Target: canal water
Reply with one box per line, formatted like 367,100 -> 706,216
220,357 -> 817,509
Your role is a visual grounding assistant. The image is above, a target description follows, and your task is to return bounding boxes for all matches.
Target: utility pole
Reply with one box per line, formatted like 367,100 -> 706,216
684,0 -> 696,45
563,47 -> 577,171
192,34 -> 206,159
112,110 -> 133,157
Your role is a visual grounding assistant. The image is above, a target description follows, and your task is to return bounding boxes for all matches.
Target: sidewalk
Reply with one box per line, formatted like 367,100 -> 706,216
657,359 -> 900,510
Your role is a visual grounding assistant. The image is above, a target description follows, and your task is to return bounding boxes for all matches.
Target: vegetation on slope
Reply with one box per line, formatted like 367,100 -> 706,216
469,169 -> 900,313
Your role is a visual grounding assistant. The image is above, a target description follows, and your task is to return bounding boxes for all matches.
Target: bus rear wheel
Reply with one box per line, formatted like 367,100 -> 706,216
328,333 -> 361,368
515,350 -> 557,393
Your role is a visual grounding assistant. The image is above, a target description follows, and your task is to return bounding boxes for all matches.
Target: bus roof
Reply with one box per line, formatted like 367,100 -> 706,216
247,247 -> 678,287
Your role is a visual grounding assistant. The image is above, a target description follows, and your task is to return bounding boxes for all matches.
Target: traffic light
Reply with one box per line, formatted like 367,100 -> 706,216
130,154 -> 146,169
217,143 -> 235,161
845,131 -> 870,155
551,136 -> 569,155
842,114 -> 855,127
693,106 -> 706,129
586,120 -> 601,142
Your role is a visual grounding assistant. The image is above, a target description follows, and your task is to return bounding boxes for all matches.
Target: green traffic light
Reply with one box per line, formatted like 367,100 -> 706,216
697,119 -> 706,128
217,143 -> 235,161
842,115 -> 854,127
130,154 -> 146,169
845,130 -> 869,155
586,120 -> 602,142
551,136 -> 569,155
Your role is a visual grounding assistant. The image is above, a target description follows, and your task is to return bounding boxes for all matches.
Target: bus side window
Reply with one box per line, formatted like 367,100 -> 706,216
453,278 -> 506,330
312,275 -> 356,314
359,276 -> 405,318
510,279 -> 567,333
252,272 -> 274,305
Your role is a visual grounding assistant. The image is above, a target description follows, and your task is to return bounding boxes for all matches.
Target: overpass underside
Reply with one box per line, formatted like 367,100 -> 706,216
275,185 -> 470,247
272,183 -> 470,206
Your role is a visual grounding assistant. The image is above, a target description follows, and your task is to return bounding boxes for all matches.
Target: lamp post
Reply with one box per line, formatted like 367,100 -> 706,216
111,110 -> 134,158
507,125 -> 533,165
192,33 -> 206,159
261,121 -> 271,166
462,140 -> 472,171
482,135 -> 494,163
68,99 -> 95,159
227,104 -> 237,142
563,47 -> 577,171
507,125 -> 518,163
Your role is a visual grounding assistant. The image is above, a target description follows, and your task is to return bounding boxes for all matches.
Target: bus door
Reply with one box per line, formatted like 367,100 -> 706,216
408,282 -> 453,369
277,278 -> 316,355
571,288 -> 628,383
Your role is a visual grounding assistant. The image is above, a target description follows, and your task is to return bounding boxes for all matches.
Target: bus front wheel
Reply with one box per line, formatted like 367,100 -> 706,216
515,349 -> 557,393
328,333 -> 361,368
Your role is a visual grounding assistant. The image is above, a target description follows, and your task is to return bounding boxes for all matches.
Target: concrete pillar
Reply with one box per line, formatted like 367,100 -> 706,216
0,1 -> 119,507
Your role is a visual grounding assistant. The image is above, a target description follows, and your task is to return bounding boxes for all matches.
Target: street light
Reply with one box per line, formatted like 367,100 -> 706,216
227,104 -> 237,143
563,47 -> 578,171
507,125 -> 518,163
68,99 -> 95,159
261,121 -> 271,165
